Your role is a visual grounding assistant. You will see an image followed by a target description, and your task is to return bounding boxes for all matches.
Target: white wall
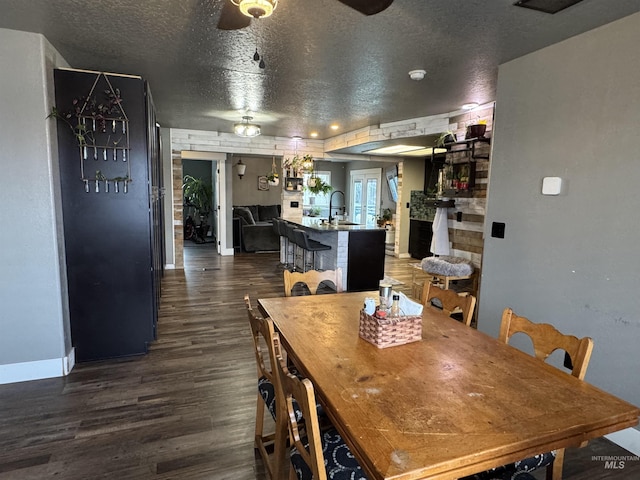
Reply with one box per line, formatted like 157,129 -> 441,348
0,29 -> 73,382
480,13 -> 640,413
160,127 -> 174,267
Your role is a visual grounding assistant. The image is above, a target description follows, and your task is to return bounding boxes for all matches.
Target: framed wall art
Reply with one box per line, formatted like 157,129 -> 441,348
257,175 -> 269,191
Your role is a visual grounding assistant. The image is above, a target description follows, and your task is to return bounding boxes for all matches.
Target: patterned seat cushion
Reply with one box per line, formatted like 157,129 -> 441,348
461,451 -> 555,480
258,375 -> 324,422
290,427 -> 368,480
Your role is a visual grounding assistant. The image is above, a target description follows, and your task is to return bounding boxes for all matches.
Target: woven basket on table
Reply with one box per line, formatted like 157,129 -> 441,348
358,310 -> 422,349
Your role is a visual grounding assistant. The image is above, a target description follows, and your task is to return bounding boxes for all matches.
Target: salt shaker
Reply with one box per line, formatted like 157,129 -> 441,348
390,294 -> 400,317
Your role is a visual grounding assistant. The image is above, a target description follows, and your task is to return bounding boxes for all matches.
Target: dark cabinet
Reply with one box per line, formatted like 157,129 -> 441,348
409,220 -> 433,260
347,230 -> 386,291
54,69 -> 163,362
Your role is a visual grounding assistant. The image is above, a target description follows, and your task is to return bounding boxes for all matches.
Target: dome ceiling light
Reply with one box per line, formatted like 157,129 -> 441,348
234,116 -> 261,137
408,69 -> 426,81
232,0 -> 278,19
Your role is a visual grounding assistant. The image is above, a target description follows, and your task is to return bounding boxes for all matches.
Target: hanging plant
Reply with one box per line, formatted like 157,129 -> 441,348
266,157 -> 279,185
306,177 -> 333,195
266,172 -> 279,186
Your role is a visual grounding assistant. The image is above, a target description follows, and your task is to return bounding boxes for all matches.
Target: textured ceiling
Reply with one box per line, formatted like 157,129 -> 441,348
1,0 -> 638,139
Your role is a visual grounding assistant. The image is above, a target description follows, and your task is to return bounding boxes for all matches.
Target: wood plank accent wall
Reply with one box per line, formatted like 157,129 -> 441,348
444,106 -> 494,269
172,155 -> 184,269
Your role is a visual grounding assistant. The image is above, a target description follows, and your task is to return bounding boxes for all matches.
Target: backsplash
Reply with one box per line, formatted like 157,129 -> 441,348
410,191 -> 437,221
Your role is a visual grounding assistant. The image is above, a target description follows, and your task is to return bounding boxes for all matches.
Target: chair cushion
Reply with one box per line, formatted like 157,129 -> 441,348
421,255 -> 474,276
460,451 -> 555,480
290,427 -> 368,480
234,206 -> 255,225
258,375 -> 324,422
258,376 -> 277,421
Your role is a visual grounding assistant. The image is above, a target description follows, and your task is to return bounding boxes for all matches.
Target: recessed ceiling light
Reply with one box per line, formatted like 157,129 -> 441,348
310,132 -> 319,138
330,124 -> 339,130
365,145 -> 425,155
462,103 -> 479,110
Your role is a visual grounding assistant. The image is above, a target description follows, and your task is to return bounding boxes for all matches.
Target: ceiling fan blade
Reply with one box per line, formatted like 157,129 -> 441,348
217,0 -> 252,30
337,0 -> 393,15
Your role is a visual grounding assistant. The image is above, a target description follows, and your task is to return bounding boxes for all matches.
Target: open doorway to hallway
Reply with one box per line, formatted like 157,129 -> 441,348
182,158 -> 220,270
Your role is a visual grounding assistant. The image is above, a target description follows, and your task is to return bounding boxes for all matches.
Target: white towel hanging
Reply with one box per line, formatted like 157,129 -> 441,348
430,207 -> 450,256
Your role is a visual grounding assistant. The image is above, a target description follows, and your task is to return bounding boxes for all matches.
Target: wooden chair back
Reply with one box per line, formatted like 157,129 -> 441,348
272,341 -> 327,480
245,294 -> 280,382
244,294 -> 287,480
422,281 -> 476,326
499,307 -> 594,480
283,268 -> 343,297
499,307 -> 593,380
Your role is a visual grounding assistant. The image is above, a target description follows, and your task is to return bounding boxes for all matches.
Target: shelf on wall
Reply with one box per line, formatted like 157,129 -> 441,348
284,177 -> 304,192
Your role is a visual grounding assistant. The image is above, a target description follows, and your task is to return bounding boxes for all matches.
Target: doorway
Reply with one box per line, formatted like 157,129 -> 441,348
174,151 -> 229,271
350,168 -> 382,228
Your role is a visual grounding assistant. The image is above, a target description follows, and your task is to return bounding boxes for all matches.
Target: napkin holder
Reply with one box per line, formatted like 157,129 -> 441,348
358,310 -> 422,349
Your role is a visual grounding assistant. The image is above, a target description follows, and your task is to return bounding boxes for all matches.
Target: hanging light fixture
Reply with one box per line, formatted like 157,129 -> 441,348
232,0 -> 278,19
234,158 -> 247,179
234,116 -> 261,138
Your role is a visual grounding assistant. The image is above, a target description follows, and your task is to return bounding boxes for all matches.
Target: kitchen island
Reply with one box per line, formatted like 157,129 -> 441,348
282,217 -> 386,291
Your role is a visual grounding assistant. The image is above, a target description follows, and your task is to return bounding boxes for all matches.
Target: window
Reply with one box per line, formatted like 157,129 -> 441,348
386,167 -> 398,202
303,171 -> 331,218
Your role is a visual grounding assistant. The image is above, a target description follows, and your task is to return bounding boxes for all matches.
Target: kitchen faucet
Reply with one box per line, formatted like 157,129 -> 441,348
329,190 -> 346,223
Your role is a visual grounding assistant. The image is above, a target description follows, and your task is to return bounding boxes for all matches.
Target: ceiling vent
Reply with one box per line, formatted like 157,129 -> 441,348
513,0 -> 583,14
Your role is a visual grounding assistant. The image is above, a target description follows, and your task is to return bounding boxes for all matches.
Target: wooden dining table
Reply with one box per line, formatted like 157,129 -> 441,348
258,291 -> 639,480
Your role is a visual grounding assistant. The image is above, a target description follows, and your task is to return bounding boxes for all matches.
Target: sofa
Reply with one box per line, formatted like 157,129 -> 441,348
233,204 -> 281,252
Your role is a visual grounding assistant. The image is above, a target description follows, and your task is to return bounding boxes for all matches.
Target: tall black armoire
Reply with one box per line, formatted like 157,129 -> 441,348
54,68 -> 163,362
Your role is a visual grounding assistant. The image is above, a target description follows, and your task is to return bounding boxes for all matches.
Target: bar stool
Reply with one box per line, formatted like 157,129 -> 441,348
293,229 -> 331,272
274,219 -> 293,268
285,224 -> 302,271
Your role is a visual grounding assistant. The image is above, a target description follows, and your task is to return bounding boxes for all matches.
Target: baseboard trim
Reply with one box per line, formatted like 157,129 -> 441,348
398,253 -> 412,259
605,427 -> 640,456
164,263 -> 176,270
221,247 -> 234,256
0,347 -> 76,385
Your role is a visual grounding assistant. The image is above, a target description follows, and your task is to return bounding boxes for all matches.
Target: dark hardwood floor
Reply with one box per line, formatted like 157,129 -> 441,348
0,248 -> 637,479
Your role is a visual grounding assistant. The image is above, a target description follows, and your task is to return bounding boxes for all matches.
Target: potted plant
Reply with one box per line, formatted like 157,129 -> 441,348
377,208 -> 393,227
266,172 -> 279,186
306,177 -> 332,195
466,118 -> 487,139
182,174 -> 212,243
283,155 -> 303,178
308,206 -> 321,217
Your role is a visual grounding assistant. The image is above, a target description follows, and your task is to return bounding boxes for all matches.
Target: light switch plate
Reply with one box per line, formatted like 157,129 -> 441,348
542,177 -> 562,195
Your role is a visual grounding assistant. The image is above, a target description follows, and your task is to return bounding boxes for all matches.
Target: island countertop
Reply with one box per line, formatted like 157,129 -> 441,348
280,217 -> 386,291
290,216 -> 384,232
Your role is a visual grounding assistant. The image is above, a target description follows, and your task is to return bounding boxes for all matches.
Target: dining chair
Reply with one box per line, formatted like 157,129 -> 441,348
421,281 -> 476,326
272,340 -> 368,480
466,307 -> 594,480
283,268 -> 343,297
244,294 -> 288,480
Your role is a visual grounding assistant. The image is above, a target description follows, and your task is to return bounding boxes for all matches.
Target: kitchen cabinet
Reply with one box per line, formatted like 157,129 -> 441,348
54,68 -> 163,362
409,219 -> 433,260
